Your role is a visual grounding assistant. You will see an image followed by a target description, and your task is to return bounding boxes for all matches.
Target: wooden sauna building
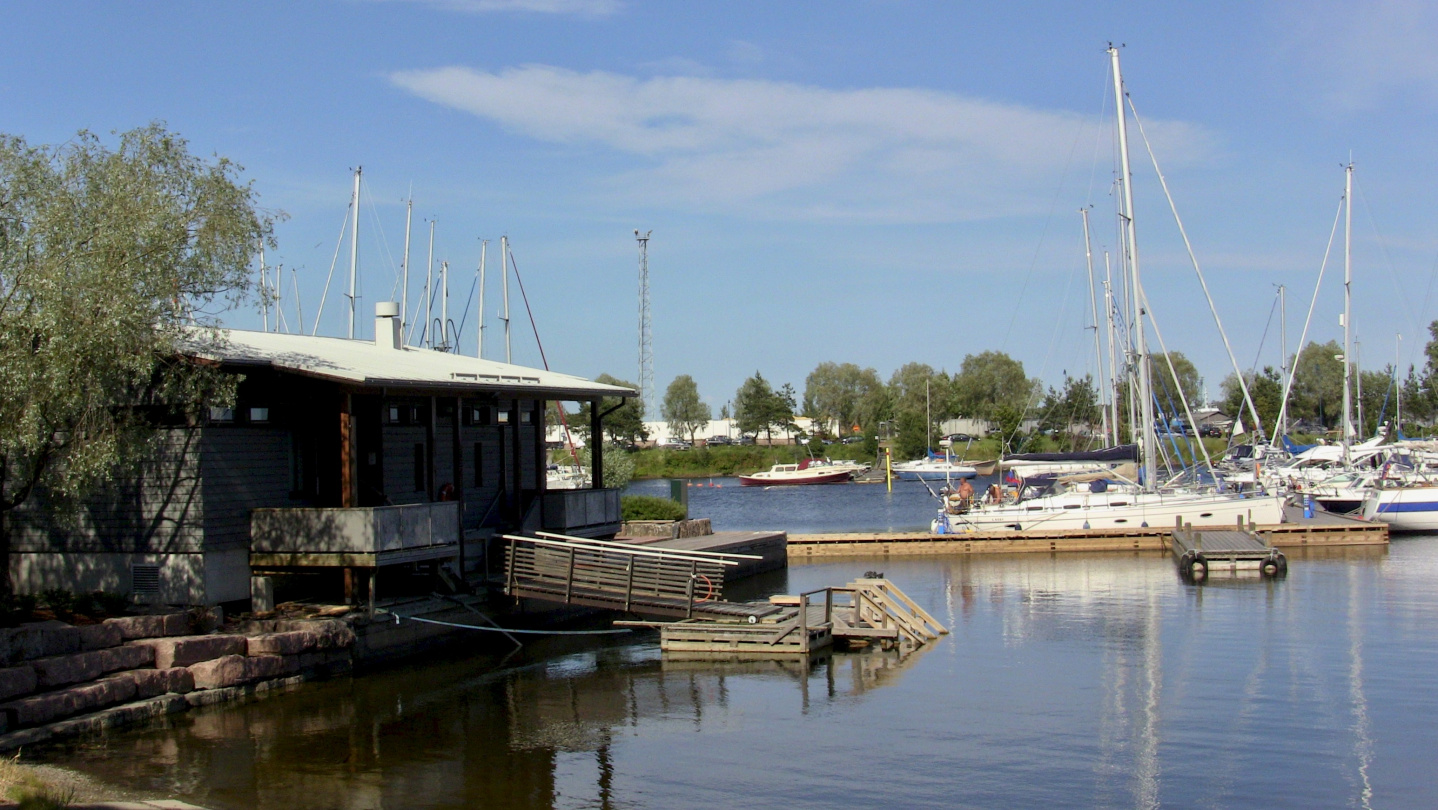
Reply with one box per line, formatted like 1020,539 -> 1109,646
7,304 -> 634,607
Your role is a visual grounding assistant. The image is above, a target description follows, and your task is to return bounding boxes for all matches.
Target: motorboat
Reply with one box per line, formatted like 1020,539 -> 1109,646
892,457 -> 977,481
738,461 -> 853,487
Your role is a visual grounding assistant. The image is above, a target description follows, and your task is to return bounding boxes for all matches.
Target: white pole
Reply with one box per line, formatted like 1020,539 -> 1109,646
441,259 -> 450,351
292,267 -> 303,337
1278,284 -> 1287,438
501,235 -> 512,363
401,196 -> 412,345
1110,45 -> 1155,488
1081,207 -> 1108,445
347,167 -> 361,340
425,220 -> 435,348
259,243 -> 269,333
1342,162 -> 1354,464
477,239 -> 488,358
1104,251 -> 1120,445
1396,333 -> 1403,435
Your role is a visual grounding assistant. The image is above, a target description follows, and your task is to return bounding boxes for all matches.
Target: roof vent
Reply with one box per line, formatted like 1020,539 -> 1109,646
375,302 -> 401,350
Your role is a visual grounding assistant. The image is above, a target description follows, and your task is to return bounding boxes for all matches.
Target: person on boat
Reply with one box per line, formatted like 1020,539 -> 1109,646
986,483 -> 1002,504
957,478 -> 975,509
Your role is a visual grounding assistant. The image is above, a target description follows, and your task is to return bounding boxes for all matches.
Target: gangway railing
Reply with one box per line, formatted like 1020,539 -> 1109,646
503,533 -> 749,618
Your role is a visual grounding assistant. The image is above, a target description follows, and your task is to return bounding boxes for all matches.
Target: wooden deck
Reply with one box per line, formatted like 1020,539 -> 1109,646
1172,522 -> 1288,580
787,503 -> 1385,559
631,530 -> 788,580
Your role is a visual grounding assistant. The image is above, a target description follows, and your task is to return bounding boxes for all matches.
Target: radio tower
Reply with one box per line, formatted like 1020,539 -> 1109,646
636,230 -> 654,418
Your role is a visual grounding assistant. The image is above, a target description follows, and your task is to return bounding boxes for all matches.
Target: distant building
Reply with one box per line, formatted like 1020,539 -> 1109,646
10,305 -> 634,607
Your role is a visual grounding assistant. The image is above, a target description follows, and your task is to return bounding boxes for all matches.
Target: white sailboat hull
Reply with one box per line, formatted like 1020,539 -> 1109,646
935,491 -> 1285,533
1362,486 -> 1438,531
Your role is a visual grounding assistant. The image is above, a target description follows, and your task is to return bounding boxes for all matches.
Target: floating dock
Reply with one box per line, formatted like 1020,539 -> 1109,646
787,504 -> 1385,559
1171,520 -> 1288,581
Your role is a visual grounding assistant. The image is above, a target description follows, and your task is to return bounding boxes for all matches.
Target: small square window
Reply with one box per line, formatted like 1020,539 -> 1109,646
497,410 -> 510,424
388,405 -> 402,423
208,407 -> 234,423
248,407 -> 270,423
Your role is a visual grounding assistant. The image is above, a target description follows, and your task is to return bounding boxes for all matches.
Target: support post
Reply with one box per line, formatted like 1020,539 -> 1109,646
340,394 -> 357,508
452,395 -> 466,580
510,399 -> 523,526
368,569 -> 377,616
590,399 -> 604,490
427,397 -> 438,502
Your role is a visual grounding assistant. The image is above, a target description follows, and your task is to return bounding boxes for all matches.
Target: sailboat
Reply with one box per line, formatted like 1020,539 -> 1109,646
933,47 -> 1284,534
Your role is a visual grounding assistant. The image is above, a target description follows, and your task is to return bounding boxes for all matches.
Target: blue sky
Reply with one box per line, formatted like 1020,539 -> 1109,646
7,1 -> 1438,414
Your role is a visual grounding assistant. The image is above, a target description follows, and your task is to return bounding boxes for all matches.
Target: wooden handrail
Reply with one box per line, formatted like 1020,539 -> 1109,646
503,534 -> 740,566
535,530 -> 762,560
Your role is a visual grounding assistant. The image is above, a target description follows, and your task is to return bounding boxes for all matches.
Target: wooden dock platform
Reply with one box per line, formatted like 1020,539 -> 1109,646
650,578 -> 948,657
630,530 -> 787,580
787,503 -> 1385,559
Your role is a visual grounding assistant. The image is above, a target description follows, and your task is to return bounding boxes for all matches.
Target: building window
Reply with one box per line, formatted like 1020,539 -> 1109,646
497,410 -> 510,424
473,442 -> 483,487
248,407 -> 270,423
208,406 -> 234,423
463,403 -> 491,426
413,444 -> 426,492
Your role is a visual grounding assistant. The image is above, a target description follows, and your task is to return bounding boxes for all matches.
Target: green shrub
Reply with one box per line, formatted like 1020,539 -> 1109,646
621,494 -> 687,521
88,591 -> 130,616
39,588 -> 74,616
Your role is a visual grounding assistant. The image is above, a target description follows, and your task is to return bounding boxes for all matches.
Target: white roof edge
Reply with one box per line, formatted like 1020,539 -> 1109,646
180,327 -> 636,398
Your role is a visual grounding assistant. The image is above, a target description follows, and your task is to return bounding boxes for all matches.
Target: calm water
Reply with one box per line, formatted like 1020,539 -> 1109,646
34,482 -> 1438,809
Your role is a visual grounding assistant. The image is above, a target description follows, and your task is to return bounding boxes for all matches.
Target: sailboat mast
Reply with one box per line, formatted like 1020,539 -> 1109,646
1342,162 -> 1354,464
477,240 -> 488,358
259,242 -> 269,333
441,260 -> 450,351
501,235 -> 512,363
401,196 -> 412,345
425,220 -> 435,348
1110,45 -> 1155,487
1104,251 -> 1121,444
1397,333 -> 1402,434
1278,284 -> 1287,439
347,167 -> 362,340
1081,207 -> 1108,444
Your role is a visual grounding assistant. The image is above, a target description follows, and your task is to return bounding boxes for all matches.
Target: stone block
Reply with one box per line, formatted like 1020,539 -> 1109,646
32,650 -> 106,690
104,643 -> 155,672
0,677 -> 136,728
0,667 -> 37,702
246,630 -> 317,657
163,666 -> 195,694
2,621 -> 80,663
189,655 -> 248,690
103,613 -> 191,640
130,635 -> 245,669
78,623 -> 123,651
291,619 -> 356,650
244,655 -> 286,681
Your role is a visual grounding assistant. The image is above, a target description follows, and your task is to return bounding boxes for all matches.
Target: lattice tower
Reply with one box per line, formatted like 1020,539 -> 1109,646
636,230 -> 654,418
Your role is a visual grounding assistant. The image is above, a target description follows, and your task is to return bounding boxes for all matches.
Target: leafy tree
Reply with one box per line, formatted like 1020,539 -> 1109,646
734,372 -> 775,440
888,362 -> 943,457
803,361 -> 883,439
1037,375 -> 1101,451
1151,351 -> 1203,409
581,442 -> 634,488
577,373 -> 647,445
733,372 -> 795,442
1288,341 -> 1346,428
1220,367 -> 1283,435
1356,367 -> 1396,438
0,124 -> 273,592
661,374 -> 711,444
952,351 -> 1030,421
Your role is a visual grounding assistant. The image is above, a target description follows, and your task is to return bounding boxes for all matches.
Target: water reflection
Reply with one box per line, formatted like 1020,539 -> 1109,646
35,541 -> 1438,809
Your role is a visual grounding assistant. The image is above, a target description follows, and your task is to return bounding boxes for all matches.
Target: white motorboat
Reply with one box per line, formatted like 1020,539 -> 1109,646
738,462 -> 853,487
1361,478 -> 1438,531
892,457 -> 977,481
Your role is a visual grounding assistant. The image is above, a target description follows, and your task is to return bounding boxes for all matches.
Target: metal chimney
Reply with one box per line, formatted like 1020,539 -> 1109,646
375,302 -> 401,350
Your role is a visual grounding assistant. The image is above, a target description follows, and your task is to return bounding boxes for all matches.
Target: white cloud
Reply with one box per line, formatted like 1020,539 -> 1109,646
1278,0 -> 1438,108
368,0 -> 622,16
389,64 -> 1216,221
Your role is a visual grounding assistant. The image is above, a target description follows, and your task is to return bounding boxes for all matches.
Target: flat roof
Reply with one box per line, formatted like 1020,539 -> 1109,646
183,328 -> 636,400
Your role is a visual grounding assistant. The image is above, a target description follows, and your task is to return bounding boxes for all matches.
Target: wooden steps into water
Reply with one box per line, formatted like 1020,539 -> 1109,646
650,578 -> 948,657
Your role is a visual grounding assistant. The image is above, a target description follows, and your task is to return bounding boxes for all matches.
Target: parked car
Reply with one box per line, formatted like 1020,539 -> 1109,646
735,435 -> 757,446
841,436 -> 865,445
942,433 -> 975,443
1199,424 -> 1223,438
706,436 -> 732,446
657,439 -> 692,450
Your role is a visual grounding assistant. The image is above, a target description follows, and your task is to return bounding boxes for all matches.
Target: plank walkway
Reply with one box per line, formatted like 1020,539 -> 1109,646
788,503 -> 1385,559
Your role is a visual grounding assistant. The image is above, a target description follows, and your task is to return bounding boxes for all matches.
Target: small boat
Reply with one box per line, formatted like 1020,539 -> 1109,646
738,461 -> 853,487
1361,477 -> 1438,531
892,457 -> 977,481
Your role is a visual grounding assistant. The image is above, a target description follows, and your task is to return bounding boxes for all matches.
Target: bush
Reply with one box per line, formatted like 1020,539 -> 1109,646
621,495 -> 687,521
39,588 -> 74,617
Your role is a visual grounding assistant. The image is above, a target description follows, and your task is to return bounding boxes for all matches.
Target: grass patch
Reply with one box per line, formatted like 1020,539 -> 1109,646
0,755 -> 76,809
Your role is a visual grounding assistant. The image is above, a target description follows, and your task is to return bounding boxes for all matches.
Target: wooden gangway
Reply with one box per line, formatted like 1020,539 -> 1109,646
502,532 -> 776,621
654,578 -> 949,657
1171,517 -> 1288,581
